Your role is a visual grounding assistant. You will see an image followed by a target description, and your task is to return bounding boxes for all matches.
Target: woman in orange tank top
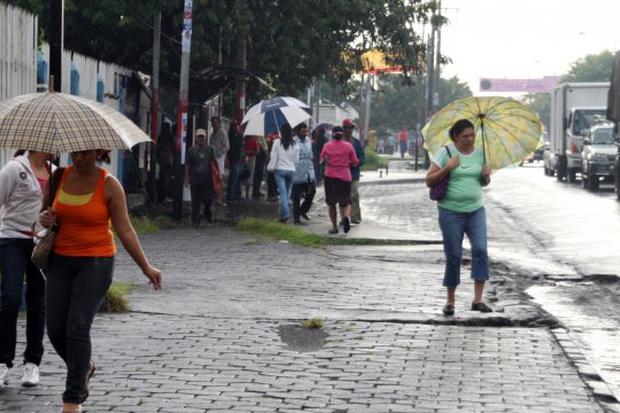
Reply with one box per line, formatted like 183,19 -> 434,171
40,150 -> 161,413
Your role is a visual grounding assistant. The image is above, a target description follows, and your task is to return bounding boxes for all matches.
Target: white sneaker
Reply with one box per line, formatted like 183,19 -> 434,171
21,363 -> 39,387
0,363 -> 8,387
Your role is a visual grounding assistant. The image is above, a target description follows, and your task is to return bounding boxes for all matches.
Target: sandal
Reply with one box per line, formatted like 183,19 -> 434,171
471,302 -> 493,313
442,303 -> 455,316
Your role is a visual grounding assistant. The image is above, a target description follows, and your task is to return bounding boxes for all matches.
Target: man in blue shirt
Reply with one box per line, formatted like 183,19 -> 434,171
291,123 -> 316,224
343,119 -> 365,224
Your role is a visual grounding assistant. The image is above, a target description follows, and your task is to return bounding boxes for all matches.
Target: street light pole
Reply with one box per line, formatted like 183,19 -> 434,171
49,0 -> 64,92
149,12 -> 161,206
173,0 -> 193,220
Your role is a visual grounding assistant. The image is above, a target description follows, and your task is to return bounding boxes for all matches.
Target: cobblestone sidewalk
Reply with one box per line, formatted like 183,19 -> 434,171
1,210 -> 614,411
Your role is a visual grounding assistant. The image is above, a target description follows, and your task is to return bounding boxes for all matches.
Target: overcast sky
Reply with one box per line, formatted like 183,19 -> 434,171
438,0 -> 620,94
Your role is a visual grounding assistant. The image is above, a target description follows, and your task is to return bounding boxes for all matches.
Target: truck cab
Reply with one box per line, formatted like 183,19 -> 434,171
581,121 -> 616,191
563,106 -> 606,182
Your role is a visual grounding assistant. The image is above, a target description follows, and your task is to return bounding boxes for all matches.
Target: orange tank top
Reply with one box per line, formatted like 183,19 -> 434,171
52,166 -> 116,257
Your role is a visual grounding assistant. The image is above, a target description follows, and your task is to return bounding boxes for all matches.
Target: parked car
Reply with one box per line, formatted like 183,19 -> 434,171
581,121 -> 616,191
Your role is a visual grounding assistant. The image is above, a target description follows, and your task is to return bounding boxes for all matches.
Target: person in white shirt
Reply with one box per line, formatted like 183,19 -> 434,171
267,124 -> 299,222
0,150 -> 54,388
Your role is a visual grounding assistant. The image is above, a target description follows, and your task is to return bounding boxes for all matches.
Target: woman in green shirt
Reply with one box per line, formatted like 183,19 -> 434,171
426,119 -> 492,316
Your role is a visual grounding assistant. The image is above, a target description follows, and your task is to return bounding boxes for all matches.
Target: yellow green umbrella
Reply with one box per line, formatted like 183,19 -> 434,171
422,96 -> 543,170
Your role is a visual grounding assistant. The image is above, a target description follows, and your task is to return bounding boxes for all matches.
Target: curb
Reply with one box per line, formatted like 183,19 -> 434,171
552,328 -> 620,411
359,177 -> 426,187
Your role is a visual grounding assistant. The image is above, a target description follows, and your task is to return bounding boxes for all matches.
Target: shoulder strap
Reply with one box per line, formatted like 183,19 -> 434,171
47,167 -> 65,208
445,145 -> 452,158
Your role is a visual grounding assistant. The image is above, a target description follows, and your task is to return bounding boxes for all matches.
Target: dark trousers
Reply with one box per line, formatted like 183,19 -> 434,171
253,150 -> 266,197
226,163 -> 242,202
46,254 -> 113,404
267,172 -> 277,198
291,181 -> 316,221
0,238 -> 45,368
157,164 -> 173,204
190,181 -> 213,225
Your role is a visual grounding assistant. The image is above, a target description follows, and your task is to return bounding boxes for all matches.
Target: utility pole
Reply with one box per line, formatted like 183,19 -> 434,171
433,1 -> 443,112
49,0 -> 63,92
362,76 -> 372,145
149,12 -> 161,206
233,9 -> 248,124
173,0 -> 193,220
426,31 -> 435,120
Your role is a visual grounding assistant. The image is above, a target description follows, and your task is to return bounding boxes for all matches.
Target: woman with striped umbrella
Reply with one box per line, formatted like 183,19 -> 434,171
0,91 -> 162,413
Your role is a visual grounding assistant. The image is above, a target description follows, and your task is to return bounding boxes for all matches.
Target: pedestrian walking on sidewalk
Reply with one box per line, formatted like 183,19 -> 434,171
39,150 -> 161,413
292,123 -> 316,224
267,124 -> 299,223
186,129 -> 216,227
425,119 -> 492,316
243,135 -> 259,199
0,150 -> 54,389
265,132 -> 279,201
226,121 -> 244,202
320,126 -> 360,234
343,119 -> 364,224
209,116 -> 229,175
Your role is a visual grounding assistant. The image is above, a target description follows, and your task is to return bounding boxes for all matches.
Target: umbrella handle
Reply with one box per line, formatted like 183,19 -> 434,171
272,110 -> 281,136
480,119 -> 487,166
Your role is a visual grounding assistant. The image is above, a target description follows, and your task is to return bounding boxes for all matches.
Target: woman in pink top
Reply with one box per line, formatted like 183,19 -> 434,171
319,126 -> 359,234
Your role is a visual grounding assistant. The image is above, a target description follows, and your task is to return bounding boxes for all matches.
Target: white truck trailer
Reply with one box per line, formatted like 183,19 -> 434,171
547,82 -> 609,183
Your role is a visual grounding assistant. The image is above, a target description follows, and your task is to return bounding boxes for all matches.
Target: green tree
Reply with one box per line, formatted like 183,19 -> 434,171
365,75 -> 471,132
562,50 -> 615,82
10,0 -> 439,112
522,93 -> 550,132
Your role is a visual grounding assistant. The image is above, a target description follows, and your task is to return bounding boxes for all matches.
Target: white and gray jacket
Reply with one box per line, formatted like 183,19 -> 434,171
0,155 -> 45,239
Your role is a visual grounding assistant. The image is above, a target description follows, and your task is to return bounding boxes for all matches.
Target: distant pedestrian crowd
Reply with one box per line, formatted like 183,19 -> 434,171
176,118 -> 365,233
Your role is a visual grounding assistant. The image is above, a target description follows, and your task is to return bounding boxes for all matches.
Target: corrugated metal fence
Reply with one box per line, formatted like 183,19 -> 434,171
0,3 -> 37,167
0,5 -> 152,186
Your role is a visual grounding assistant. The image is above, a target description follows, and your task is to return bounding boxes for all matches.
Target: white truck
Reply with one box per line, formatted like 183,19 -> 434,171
545,82 -> 609,183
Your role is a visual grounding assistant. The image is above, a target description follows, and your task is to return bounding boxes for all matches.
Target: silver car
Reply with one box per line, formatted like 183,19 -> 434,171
581,123 -> 616,191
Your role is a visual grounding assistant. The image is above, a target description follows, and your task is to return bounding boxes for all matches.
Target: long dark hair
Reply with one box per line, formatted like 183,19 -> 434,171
448,119 -> 475,140
280,124 -> 294,150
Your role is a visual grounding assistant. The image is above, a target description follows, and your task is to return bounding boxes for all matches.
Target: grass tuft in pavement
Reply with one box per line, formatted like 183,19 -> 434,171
301,318 -> 325,329
105,282 -> 135,313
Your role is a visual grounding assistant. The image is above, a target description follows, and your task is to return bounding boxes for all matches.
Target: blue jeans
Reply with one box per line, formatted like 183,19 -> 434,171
0,238 -> 46,368
274,170 -> 294,220
438,206 -> 489,288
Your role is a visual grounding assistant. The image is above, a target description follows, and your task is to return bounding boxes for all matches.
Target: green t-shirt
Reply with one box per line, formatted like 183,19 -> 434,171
432,144 -> 484,213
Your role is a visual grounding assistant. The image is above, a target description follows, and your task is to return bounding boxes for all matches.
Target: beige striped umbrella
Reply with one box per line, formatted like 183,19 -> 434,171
0,92 -> 151,153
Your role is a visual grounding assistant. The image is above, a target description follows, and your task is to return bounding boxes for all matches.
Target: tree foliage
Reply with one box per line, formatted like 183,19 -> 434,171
522,93 -> 550,131
9,0 -> 438,111
366,75 -> 471,132
562,50 -> 615,82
